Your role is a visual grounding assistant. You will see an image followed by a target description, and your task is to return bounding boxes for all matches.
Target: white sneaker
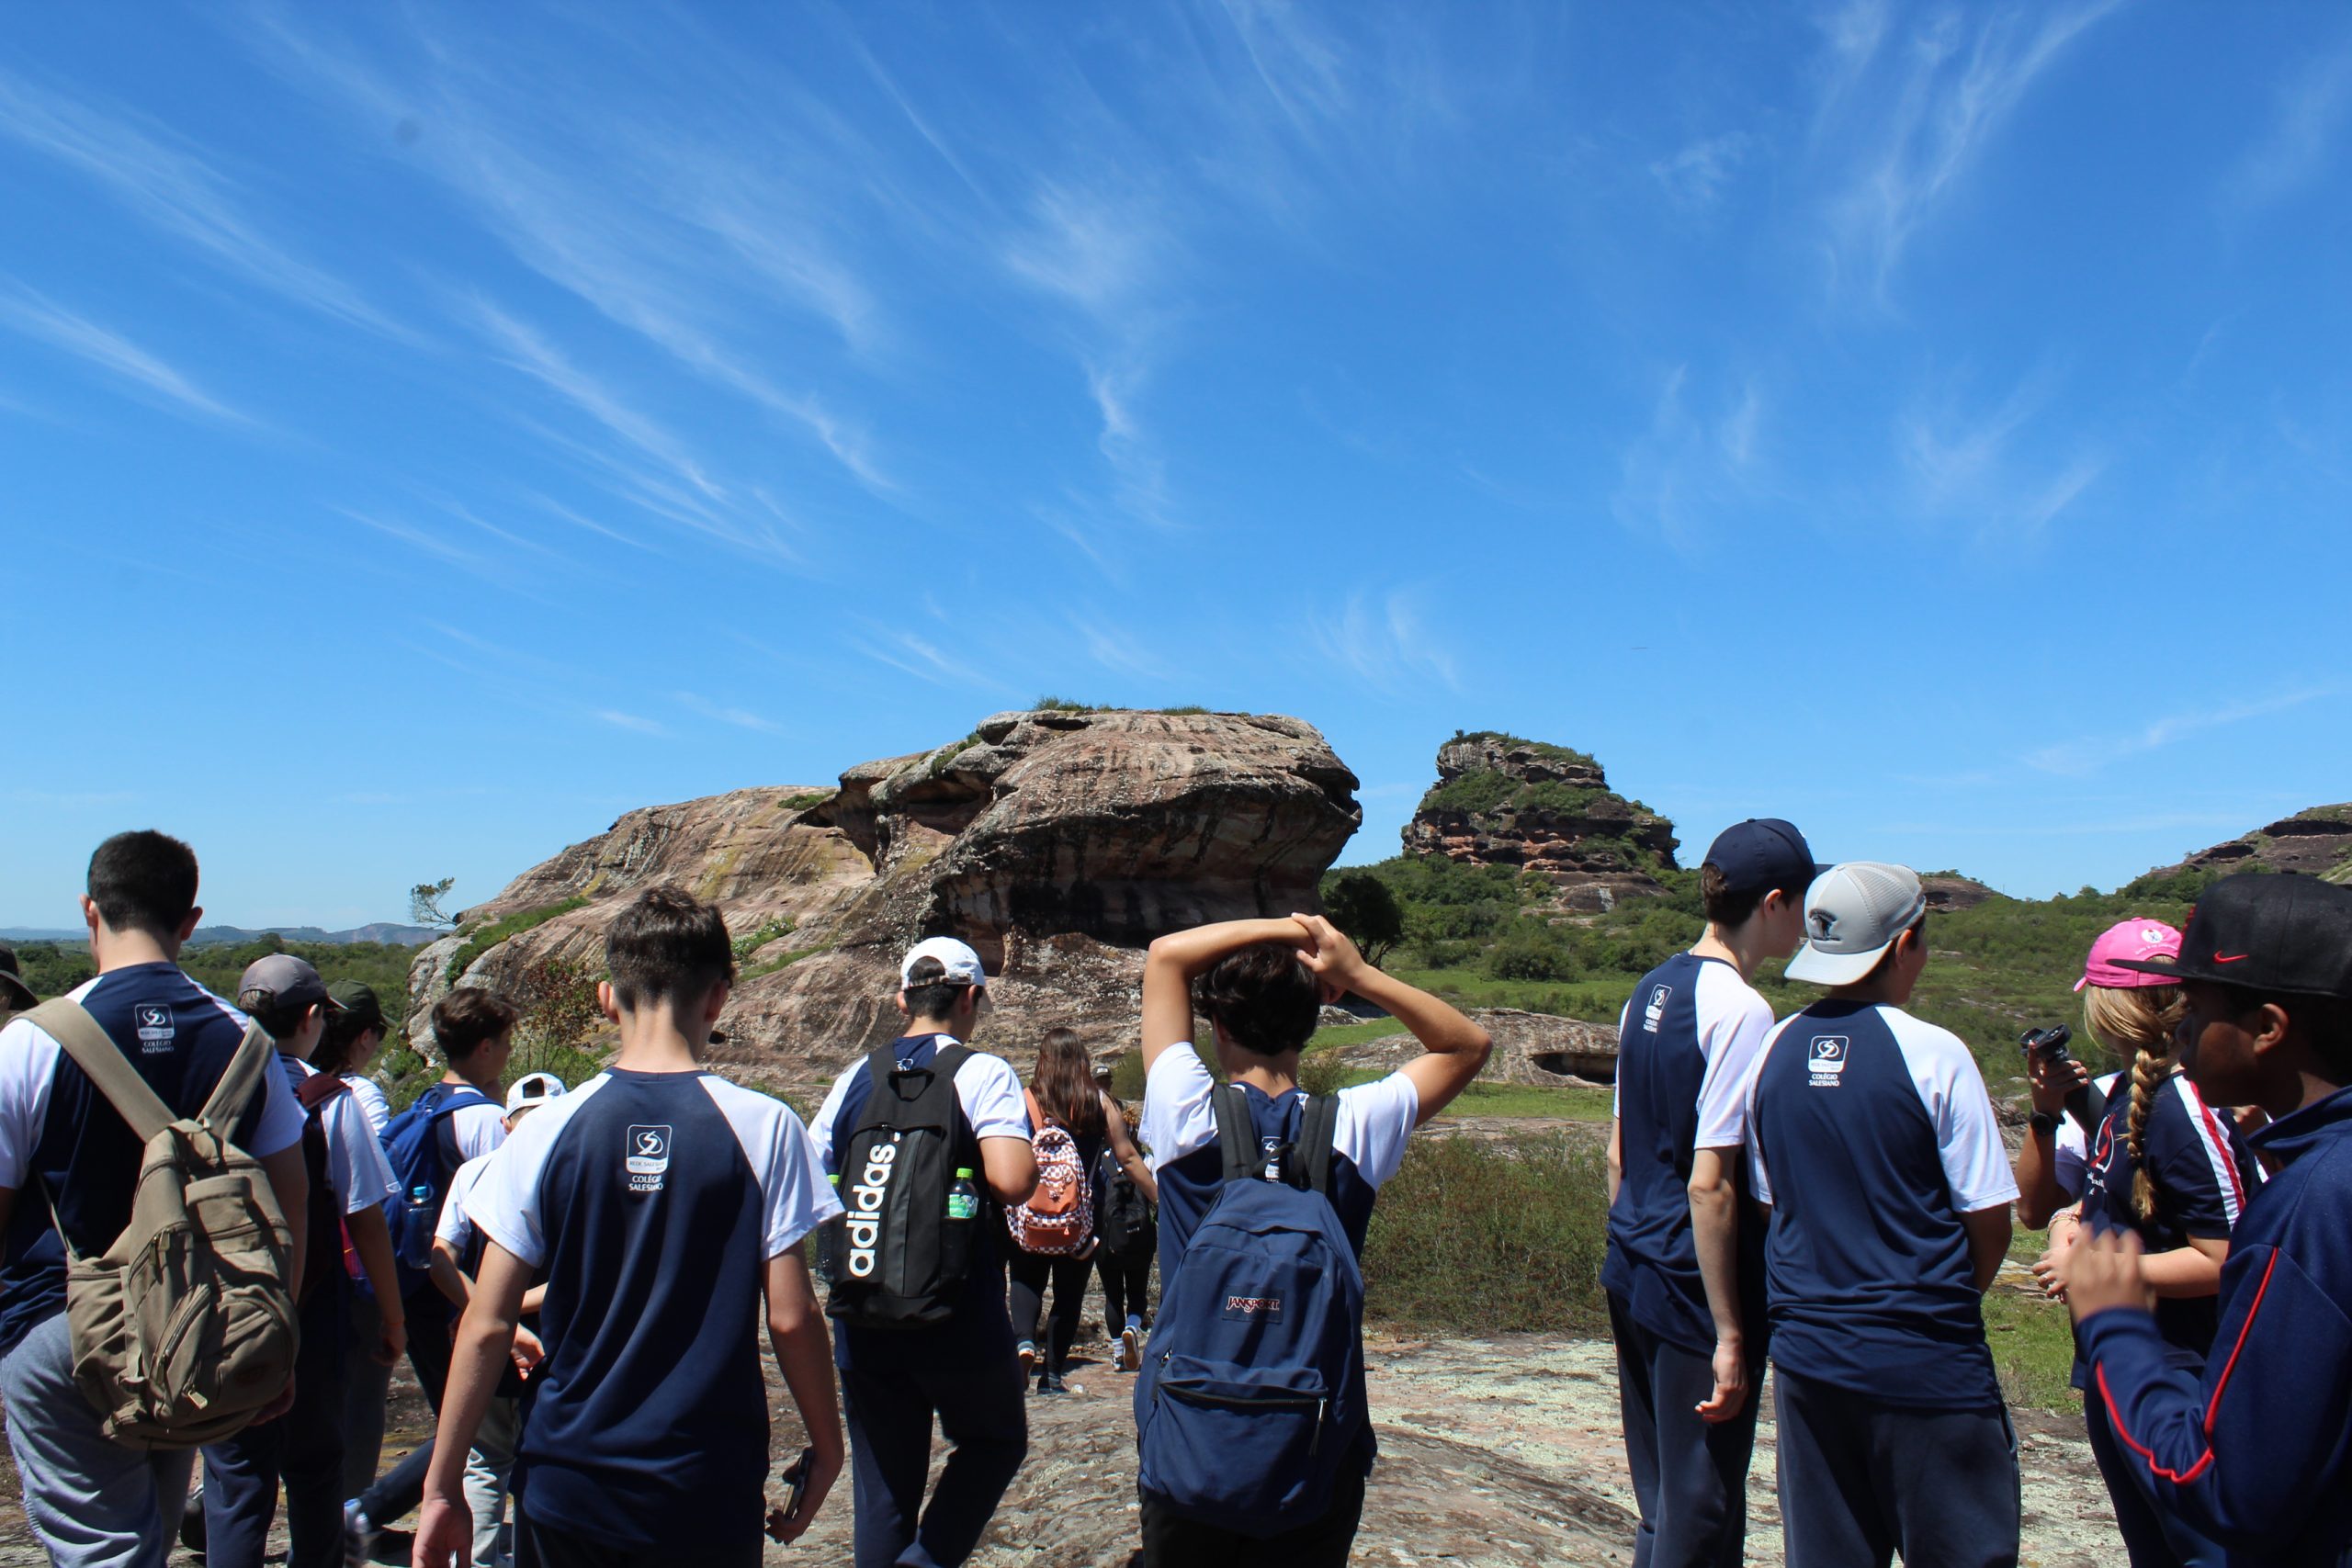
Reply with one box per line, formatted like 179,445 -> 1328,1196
1119,1325 -> 1143,1371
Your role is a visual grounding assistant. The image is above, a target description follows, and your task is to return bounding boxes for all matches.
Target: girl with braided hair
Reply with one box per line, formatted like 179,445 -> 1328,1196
2039,919 -> 2263,1568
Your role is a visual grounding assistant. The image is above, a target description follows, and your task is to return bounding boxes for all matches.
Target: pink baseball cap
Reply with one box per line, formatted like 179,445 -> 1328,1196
2077,919 -> 2184,991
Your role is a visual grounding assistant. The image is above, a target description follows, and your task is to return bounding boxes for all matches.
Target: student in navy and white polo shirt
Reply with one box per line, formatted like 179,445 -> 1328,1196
0,833 -> 311,1568
809,936 -> 1035,1568
1136,913 -> 1489,1568
413,888 -> 844,1568
1746,863 -> 2020,1568
1603,818 -> 1817,1568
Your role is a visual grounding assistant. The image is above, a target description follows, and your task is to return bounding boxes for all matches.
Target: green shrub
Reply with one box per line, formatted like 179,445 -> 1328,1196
780,791 -> 832,812
445,897 -> 589,984
731,917 -> 797,959
1320,870 -> 1405,963
1362,1134 -> 1611,1334
1487,928 -> 1579,982
742,942 -> 831,981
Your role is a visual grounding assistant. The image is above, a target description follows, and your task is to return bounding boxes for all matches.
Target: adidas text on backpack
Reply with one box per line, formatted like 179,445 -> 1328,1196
818,1041 -> 980,1329
1133,1086 -> 1365,1538
25,999 -> 298,1450
1005,1089 -> 1094,1257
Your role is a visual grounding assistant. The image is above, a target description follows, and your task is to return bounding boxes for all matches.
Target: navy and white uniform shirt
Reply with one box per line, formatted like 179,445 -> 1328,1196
1602,952 -> 1777,1354
809,1033 -> 1030,1369
281,1055 -> 397,1217
2072,1069 -> 2260,1382
469,1069 -> 840,1555
2053,1071 -> 2128,1201
1746,1000 -> 2019,1409
0,964 -> 307,1359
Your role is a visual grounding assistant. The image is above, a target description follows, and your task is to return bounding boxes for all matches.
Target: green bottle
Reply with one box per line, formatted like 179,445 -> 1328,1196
945,1168 -> 978,1222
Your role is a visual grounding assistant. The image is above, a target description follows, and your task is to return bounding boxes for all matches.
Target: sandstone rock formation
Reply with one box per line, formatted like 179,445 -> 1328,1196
1401,733 -> 1678,910
1922,873 -> 1998,912
2141,805 -> 2352,884
407,709 -> 1361,1092
1339,1007 -> 1620,1085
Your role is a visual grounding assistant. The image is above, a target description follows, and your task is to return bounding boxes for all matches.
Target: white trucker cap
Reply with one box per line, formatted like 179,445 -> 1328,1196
1785,862 -> 1928,987
899,935 -> 987,989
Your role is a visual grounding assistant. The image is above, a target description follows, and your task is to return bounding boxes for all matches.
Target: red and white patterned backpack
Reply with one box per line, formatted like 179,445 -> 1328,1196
1006,1089 -> 1095,1256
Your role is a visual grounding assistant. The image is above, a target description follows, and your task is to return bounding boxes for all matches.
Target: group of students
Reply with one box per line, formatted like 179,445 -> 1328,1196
1608,817 -> 2352,1568
10,823 -> 2352,1568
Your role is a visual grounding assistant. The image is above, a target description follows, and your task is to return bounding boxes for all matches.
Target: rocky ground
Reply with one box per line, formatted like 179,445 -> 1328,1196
0,1323 -> 2119,1567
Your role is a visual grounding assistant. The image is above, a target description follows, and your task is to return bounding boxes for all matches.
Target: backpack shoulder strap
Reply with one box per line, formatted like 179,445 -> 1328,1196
1295,1092 -> 1340,1197
197,1023 -> 278,1134
1212,1082 -> 1260,1187
26,998 -> 175,1143
297,1072 -> 353,1112
1023,1087 -> 1051,1134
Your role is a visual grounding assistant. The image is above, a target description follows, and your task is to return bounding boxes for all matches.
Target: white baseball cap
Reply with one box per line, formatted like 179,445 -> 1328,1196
505,1071 -> 568,1115
1785,862 -> 1928,987
899,935 -> 987,990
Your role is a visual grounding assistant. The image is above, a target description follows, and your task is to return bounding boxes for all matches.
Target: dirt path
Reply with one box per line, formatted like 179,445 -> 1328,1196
1,1325 -> 2118,1566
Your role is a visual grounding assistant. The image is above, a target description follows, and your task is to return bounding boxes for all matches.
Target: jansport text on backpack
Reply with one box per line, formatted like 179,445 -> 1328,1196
1098,1145 -> 1153,1254
1005,1089 -> 1093,1257
1133,1087 -> 1364,1537
26,998 -> 298,1450
378,1081 -> 497,1294
818,1042 -> 978,1329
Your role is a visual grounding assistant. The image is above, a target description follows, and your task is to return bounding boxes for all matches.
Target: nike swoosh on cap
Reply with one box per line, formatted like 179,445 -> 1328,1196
2213,953 -> 2251,963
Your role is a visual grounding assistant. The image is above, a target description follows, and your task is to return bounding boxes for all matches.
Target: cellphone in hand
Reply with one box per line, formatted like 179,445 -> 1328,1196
775,1446 -> 816,1527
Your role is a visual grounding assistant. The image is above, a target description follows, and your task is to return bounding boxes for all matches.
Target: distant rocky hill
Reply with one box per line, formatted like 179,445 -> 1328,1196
0,922 -> 438,948
407,708 -> 1361,1089
1400,732 -> 1679,910
2138,805 -> 2352,886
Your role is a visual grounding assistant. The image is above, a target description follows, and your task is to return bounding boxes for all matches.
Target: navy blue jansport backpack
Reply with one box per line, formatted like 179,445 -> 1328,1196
1134,1086 -> 1365,1538
377,1082 -> 497,1296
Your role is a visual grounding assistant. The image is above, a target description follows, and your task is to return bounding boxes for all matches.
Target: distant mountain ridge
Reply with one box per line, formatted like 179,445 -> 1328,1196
0,922 -> 439,948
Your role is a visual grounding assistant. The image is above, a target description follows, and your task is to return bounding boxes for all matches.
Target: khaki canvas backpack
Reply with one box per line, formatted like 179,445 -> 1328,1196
25,998 -> 298,1450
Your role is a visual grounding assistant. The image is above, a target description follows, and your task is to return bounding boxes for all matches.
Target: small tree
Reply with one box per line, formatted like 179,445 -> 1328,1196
411,877 -> 458,930
1322,871 -> 1406,965
506,954 -> 609,1088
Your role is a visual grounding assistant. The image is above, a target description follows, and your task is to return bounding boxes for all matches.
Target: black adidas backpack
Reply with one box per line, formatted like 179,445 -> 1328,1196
818,1043 -> 979,1330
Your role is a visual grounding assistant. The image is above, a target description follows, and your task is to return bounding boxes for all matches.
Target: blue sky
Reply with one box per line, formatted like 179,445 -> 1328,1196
3,2 -> 2348,929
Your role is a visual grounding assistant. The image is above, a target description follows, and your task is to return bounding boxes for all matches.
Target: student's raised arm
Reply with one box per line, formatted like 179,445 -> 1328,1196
1141,919 -> 1318,1072
763,1245 -> 842,1544
1293,913 -> 1489,1124
1102,1089 -> 1158,1204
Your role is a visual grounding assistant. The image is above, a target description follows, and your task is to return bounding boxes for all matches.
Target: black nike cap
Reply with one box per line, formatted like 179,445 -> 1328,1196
2113,872 -> 2352,998
1703,818 -> 1825,903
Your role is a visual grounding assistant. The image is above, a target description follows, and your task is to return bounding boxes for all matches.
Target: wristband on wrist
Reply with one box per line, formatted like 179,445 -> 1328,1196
2029,1110 -> 2062,1137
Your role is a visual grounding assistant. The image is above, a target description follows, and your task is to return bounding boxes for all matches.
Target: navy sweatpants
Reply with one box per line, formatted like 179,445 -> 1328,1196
839,1343 -> 1027,1568
1608,1293 -> 1760,1568
2082,1378 -> 2225,1568
1772,1367 -> 2020,1568
203,1281 -> 347,1568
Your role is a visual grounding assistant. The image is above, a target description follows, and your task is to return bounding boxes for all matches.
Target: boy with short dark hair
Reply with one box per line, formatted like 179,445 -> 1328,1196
808,936 -> 1038,1568
2070,872 -> 2352,1564
1134,913 -> 1489,1565
1604,818 -> 1816,1568
200,953 -> 404,1568
415,886 -> 844,1568
0,831 -> 311,1567
1744,862 -> 2020,1568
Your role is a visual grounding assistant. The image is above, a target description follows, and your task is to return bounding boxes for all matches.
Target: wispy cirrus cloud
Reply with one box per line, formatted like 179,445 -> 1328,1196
1309,588 -> 1460,694
676,693 -> 786,735
2226,39 -> 2352,214
0,287 -> 248,423
1651,131 -> 1753,211
854,625 -> 1015,694
1611,367 -> 1771,549
1896,363 -> 2104,536
594,709 -> 668,737
0,67 -> 392,334
2025,688 -> 2335,776
1817,0 -> 2125,297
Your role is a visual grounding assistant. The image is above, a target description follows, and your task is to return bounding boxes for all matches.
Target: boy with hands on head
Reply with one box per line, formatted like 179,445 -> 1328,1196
1136,910 -> 1488,1566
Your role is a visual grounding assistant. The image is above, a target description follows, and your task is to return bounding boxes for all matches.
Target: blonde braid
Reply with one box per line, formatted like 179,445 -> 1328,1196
2085,980 -> 2188,1225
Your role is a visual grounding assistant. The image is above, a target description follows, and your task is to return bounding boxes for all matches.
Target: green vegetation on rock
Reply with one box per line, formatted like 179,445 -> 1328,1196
1362,1134 -> 1612,1334
445,897 -> 590,984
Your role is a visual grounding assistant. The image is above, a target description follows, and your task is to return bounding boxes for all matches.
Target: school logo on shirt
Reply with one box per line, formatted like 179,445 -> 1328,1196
1643,985 -> 1673,1033
626,1124 -> 673,1193
134,1004 -> 175,1055
1807,1035 -> 1849,1087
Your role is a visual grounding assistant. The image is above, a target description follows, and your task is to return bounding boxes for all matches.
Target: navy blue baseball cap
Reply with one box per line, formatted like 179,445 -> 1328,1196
1702,818 -> 1824,902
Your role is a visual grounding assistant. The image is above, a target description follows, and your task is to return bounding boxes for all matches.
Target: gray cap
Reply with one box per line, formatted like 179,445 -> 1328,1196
1786,863 -> 1928,987
237,953 -> 339,1014
0,945 -> 33,1010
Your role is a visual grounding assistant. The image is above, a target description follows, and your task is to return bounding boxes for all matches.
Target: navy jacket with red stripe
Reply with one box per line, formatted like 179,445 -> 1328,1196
2081,1084 -> 2352,1566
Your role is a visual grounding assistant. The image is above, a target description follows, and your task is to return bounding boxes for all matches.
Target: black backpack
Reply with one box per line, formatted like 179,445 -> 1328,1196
1097,1145 -> 1154,1253
293,1071 -> 354,1306
818,1043 -> 978,1330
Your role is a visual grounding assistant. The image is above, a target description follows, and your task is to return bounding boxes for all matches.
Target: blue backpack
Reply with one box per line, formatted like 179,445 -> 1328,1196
377,1082 -> 497,1297
1133,1086 -> 1365,1538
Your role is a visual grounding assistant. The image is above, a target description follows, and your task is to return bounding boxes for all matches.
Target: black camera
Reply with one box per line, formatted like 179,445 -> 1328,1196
2019,1024 -> 2074,1067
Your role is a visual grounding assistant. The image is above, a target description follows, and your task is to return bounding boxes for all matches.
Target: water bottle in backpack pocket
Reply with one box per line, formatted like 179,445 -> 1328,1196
819,1043 -> 979,1330
1134,1088 -> 1365,1539
377,1083 -> 495,1288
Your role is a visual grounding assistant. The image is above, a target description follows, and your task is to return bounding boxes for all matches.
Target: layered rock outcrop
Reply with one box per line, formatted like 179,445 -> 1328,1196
1401,733 -> 1679,910
1339,1008 -> 1620,1085
1923,873 -> 1998,912
408,709 -> 1361,1090
2142,806 -> 2352,884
